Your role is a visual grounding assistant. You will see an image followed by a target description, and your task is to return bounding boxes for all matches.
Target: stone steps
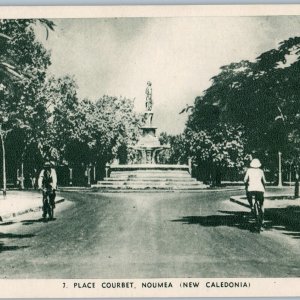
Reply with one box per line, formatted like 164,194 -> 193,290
111,171 -> 190,177
93,180 -> 207,190
110,173 -> 192,179
92,183 -> 207,190
111,169 -> 189,173
97,181 -> 201,186
103,177 -> 197,182
92,166 -> 208,190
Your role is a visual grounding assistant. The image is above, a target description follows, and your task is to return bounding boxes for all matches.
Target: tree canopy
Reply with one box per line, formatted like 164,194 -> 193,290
183,36 -> 300,184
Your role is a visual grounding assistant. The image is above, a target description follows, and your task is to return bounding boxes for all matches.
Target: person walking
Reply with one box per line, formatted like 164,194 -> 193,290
244,158 -> 267,215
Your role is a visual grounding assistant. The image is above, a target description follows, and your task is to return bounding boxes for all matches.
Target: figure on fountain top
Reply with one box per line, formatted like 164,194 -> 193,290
145,81 -> 153,111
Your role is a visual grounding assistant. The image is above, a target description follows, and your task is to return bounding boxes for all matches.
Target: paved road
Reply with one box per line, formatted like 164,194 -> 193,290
0,190 -> 300,278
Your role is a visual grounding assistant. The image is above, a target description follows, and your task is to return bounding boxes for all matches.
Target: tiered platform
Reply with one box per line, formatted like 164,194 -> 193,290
91,164 -> 208,190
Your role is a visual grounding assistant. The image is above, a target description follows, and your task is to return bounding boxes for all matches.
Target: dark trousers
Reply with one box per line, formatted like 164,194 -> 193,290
246,191 -> 264,208
43,189 -> 56,208
50,190 -> 56,206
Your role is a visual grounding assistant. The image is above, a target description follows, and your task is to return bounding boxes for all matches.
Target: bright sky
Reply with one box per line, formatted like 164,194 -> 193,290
37,16 -> 300,135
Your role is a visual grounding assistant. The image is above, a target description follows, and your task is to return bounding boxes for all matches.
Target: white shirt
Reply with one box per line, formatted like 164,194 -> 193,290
38,168 -> 57,189
244,168 -> 266,192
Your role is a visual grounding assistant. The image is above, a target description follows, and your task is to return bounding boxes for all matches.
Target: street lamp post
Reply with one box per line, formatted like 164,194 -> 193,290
295,169 -> 299,198
278,151 -> 283,187
69,167 -> 73,186
87,164 -> 91,186
93,165 -> 96,183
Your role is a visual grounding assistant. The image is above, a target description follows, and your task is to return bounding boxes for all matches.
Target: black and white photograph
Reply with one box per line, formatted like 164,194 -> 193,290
0,5 -> 300,298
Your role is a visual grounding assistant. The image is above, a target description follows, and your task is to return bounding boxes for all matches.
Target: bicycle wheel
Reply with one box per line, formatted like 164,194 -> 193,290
48,203 -> 54,220
44,195 -> 52,220
254,201 -> 262,232
42,196 -> 48,219
257,204 -> 264,230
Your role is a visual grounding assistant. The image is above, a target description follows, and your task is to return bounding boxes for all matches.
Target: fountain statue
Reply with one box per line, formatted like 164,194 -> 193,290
145,81 -> 153,111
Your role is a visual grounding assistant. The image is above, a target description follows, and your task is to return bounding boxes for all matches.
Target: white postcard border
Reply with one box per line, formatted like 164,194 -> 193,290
0,4 -> 300,298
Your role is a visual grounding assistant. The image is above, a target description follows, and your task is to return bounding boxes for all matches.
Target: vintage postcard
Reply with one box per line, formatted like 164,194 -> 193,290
0,4 -> 300,298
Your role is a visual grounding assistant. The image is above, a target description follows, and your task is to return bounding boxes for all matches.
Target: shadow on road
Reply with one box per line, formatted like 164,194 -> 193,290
0,232 -> 34,253
172,206 -> 300,237
0,242 -> 29,253
21,218 -> 57,225
171,210 -> 257,232
263,206 -> 300,239
0,232 -> 35,239
0,221 -> 15,226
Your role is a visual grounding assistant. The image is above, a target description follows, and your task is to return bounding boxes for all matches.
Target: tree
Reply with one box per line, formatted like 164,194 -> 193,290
200,37 -> 300,186
185,123 -> 246,186
40,75 -> 81,163
42,82 -> 142,182
0,33 -> 21,83
181,94 -> 247,185
0,28 -> 22,194
91,95 -> 142,178
0,19 -> 53,194
158,132 -> 188,165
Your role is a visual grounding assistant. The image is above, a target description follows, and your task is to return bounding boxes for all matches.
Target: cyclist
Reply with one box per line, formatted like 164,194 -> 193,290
244,158 -> 266,217
38,162 -> 57,218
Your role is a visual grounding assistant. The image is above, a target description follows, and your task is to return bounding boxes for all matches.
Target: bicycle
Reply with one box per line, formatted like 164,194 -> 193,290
42,187 -> 55,220
253,197 -> 264,233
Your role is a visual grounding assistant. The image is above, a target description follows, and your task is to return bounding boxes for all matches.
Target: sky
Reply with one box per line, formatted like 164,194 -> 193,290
37,16 -> 300,135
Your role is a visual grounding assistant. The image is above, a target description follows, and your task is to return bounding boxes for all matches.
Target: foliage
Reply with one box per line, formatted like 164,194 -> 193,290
184,93 -> 247,184
186,124 -> 246,169
0,19 -> 54,189
0,19 -> 53,152
41,81 -> 143,172
179,36 -> 300,185
41,75 -> 81,162
92,95 -> 142,166
158,132 -> 188,164
200,37 -> 300,171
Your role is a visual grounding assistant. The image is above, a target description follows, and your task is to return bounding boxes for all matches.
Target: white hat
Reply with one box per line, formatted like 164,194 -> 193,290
250,158 -> 261,168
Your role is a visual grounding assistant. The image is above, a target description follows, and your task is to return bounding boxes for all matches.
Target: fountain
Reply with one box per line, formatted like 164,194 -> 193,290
132,81 -> 170,164
92,82 -> 207,190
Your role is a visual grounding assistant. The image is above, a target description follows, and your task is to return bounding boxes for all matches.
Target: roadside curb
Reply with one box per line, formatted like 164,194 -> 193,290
60,187 -> 245,193
0,197 -> 65,222
59,188 -> 91,192
230,194 -> 299,207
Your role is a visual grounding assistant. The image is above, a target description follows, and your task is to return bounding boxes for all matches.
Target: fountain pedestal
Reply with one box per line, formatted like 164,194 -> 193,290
133,111 -> 169,164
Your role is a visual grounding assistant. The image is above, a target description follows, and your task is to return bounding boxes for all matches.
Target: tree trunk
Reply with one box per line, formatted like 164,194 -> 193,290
20,144 -> 28,190
0,132 -> 6,197
295,169 -> 299,198
215,166 -> 222,187
20,162 -> 24,189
